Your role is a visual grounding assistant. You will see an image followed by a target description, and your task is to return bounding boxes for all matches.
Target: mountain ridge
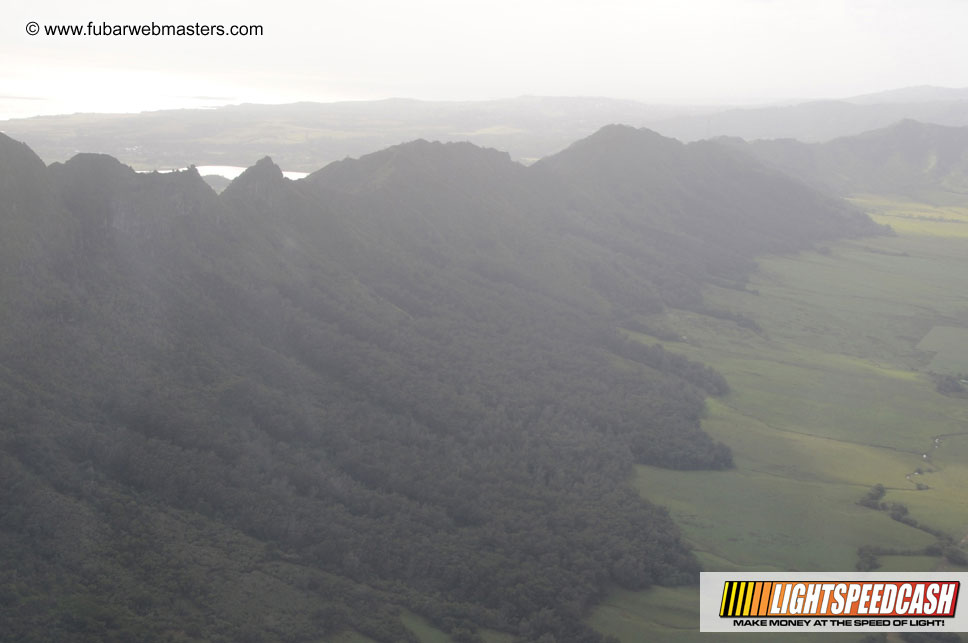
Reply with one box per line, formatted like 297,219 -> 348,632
0,126 -> 885,642
6,87 -> 968,171
726,119 -> 968,203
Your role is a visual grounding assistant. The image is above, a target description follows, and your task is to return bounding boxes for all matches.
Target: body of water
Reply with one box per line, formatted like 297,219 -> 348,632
139,165 -> 309,181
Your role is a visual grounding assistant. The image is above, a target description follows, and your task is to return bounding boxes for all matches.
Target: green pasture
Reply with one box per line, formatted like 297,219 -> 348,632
633,464 -> 934,572
399,612 -> 453,643
398,611 -> 515,643
917,325 -> 968,375
588,586 -> 866,643
591,197 -> 968,641
851,194 -> 968,238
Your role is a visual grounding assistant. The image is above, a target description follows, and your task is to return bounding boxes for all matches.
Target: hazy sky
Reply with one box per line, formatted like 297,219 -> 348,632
3,0 -> 967,119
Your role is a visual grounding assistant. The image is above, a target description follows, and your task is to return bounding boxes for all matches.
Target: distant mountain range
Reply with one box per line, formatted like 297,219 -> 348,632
842,85 -> 968,105
650,92 -> 968,144
0,97 -> 700,171
724,119 -> 968,203
0,125 -> 883,642
3,87 -> 968,171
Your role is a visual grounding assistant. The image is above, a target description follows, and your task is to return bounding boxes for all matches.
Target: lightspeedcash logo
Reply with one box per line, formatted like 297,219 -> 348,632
719,580 -> 958,617
701,573 -> 966,632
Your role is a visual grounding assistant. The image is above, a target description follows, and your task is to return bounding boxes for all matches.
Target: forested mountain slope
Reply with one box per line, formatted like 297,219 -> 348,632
726,119 -> 968,204
0,127 -> 884,642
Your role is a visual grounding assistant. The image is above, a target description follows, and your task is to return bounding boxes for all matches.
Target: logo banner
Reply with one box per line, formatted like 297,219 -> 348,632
700,572 -> 966,632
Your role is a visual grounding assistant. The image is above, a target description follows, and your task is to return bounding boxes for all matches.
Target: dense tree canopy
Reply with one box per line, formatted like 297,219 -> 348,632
0,128 -> 884,642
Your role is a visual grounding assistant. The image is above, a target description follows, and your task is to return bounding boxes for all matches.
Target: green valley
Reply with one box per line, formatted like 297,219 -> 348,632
590,197 -> 968,641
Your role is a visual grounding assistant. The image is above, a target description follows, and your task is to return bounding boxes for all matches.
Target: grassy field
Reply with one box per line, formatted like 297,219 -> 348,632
917,326 -> 968,375
327,610 -> 517,643
590,198 -> 968,641
398,612 -> 516,643
587,587 -> 869,643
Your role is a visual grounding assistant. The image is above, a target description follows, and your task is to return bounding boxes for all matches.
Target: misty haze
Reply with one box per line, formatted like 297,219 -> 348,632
4,1 -> 968,641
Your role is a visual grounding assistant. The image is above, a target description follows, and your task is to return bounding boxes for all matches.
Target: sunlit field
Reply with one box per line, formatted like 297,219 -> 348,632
590,197 -> 968,641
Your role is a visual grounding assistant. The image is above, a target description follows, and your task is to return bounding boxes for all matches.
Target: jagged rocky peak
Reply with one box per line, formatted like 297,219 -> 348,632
219,156 -> 295,216
0,133 -> 56,212
45,153 -> 220,245
220,156 -> 289,203
0,133 -> 48,176
231,156 -> 285,185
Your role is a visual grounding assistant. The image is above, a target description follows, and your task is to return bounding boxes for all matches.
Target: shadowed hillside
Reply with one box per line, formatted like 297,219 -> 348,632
724,120 -> 968,204
0,127 -> 885,642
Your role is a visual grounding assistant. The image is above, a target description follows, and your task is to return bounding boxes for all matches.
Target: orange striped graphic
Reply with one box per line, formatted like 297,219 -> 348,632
721,581 -> 776,616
